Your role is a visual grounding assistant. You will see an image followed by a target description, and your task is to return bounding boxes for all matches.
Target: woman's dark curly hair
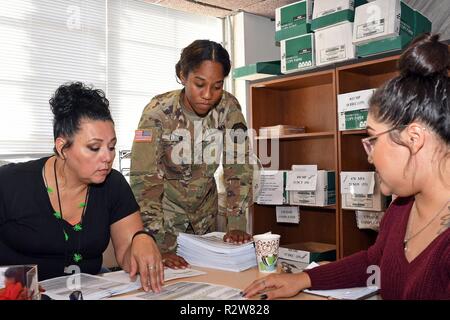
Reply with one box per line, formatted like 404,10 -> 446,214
49,82 -> 113,157
175,40 -> 231,82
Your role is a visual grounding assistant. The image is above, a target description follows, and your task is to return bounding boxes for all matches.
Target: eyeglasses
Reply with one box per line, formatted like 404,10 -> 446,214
361,126 -> 405,155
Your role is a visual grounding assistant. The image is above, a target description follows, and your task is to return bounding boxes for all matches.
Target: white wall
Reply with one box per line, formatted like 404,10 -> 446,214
232,12 -> 279,120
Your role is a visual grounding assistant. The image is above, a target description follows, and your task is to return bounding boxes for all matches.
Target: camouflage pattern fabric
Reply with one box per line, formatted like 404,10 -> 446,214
130,89 -> 253,253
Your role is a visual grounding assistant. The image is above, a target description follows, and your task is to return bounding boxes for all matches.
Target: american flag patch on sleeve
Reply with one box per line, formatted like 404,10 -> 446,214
134,129 -> 153,142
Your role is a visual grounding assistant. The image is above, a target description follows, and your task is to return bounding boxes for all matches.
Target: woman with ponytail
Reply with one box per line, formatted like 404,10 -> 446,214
243,34 -> 450,300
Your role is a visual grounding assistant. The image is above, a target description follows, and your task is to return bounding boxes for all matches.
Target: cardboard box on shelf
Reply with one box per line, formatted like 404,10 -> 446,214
281,33 -> 315,73
289,170 -> 336,206
311,0 -> 367,31
315,22 -> 355,66
341,172 -> 390,211
279,242 -> 336,263
233,61 -> 281,81
338,88 -> 375,130
356,1 -> 431,57
275,0 -> 314,42
353,0 -> 401,45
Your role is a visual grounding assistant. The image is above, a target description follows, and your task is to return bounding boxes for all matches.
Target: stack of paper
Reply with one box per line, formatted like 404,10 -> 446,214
259,124 -> 306,137
177,232 -> 257,272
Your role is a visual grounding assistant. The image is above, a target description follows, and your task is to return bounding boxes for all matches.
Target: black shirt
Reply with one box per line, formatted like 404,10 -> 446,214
0,157 -> 139,280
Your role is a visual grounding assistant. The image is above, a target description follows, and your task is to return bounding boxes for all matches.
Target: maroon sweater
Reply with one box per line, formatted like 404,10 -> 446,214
304,197 -> 450,299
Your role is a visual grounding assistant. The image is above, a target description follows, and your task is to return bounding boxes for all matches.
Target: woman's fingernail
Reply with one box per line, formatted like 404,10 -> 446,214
260,294 -> 268,300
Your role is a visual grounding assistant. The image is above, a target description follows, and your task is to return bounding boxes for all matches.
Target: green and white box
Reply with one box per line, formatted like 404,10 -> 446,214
279,242 -> 336,263
340,172 -> 389,211
311,0 -> 367,31
289,172 -> 336,206
232,61 -> 281,81
281,33 -> 315,74
338,88 -> 375,130
275,0 -> 314,42
286,165 -> 335,206
315,22 -> 355,67
353,0 -> 401,45
356,1 -> 431,57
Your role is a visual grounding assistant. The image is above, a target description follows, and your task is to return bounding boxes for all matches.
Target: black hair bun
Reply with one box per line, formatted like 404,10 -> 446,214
49,82 -> 89,118
399,33 -> 450,77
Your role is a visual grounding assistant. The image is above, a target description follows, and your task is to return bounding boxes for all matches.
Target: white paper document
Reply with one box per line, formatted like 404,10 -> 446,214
256,170 -> 284,205
102,268 -> 206,287
177,232 -> 257,272
304,286 -> 379,300
340,172 -> 375,195
303,262 -> 379,300
108,281 -> 243,300
39,273 -> 139,300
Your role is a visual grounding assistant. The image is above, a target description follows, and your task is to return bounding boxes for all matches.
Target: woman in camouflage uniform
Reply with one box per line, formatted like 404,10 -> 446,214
130,40 -> 253,268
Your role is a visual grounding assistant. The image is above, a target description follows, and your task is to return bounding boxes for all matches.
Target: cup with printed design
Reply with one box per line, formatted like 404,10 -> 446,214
253,233 -> 280,273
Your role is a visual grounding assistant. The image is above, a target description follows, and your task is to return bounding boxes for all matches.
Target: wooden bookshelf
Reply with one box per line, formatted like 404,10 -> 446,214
336,55 -> 400,257
249,68 -> 339,255
248,53 -> 407,260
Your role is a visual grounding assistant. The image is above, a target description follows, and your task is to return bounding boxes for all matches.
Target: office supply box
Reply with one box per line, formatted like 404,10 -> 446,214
356,1 -> 431,57
279,242 -> 336,263
233,61 -> 281,81
338,88 -> 375,130
289,170 -> 336,206
311,0 -> 367,31
315,22 -> 355,66
275,0 -> 314,42
281,33 -> 315,73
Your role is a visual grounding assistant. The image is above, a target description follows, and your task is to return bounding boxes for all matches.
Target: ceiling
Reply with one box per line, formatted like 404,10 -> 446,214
145,0 -> 293,19
145,0 -> 450,39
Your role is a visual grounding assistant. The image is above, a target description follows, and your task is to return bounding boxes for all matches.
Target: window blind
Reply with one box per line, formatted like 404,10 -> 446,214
0,0 -> 107,157
0,0 -> 223,158
107,0 -> 223,153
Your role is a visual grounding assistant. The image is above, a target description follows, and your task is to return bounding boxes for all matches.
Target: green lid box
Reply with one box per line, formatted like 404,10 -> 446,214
279,242 -> 336,263
281,33 -> 315,74
232,61 -> 281,81
275,0 -> 314,42
311,0 -> 367,31
356,1 -> 431,57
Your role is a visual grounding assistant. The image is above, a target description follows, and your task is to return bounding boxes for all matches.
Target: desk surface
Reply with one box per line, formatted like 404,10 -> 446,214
157,266 -> 325,300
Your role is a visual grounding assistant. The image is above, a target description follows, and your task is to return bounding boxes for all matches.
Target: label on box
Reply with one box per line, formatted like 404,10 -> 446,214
256,171 -> 284,205
338,89 -> 374,113
291,190 -> 317,205
356,18 -> 385,39
279,247 -> 310,263
356,210 -> 385,231
344,193 -> 374,208
341,172 -> 375,195
340,109 -> 368,130
320,45 -> 346,63
276,206 -> 300,223
286,171 -> 317,191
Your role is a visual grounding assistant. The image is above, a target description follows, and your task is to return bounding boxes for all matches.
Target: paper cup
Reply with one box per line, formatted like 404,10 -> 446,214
253,234 -> 280,273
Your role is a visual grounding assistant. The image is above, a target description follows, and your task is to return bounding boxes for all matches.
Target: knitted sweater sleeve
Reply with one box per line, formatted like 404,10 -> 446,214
304,201 -> 399,290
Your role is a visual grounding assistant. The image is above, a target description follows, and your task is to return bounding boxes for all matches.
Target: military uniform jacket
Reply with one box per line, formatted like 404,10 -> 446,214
130,89 -> 253,252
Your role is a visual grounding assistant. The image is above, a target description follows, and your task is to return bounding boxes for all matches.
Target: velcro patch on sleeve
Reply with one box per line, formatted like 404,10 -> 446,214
134,129 -> 153,143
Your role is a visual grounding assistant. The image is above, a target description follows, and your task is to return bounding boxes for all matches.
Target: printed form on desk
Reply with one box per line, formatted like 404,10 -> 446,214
106,281 -> 243,300
303,262 -> 380,300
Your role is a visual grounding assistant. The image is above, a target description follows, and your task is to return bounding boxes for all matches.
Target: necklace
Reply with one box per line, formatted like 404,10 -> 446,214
44,157 -> 90,266
403,199 -> 450,252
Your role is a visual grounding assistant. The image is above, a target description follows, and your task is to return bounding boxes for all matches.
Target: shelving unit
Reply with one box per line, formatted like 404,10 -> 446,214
249,68 -> 339,254
248,53 -> 404,260
336,55 -> 400,257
